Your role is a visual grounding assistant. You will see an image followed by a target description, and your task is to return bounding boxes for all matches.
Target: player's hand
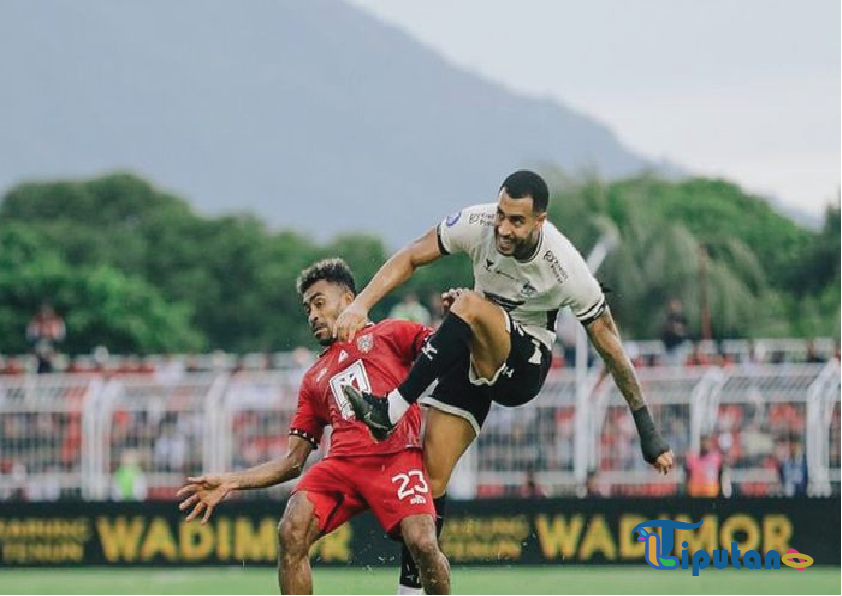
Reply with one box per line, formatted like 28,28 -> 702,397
441,287 -> 470,313
632,406 -> 673,475
652,450 -> 675,475
177,475 -> 237,524
333,302 -> 369,342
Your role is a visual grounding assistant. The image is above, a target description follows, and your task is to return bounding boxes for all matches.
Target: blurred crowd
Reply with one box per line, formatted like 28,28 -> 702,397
1,298 -> 838,502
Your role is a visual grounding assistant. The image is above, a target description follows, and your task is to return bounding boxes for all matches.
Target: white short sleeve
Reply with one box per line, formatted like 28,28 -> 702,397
560,241 -> 606,325
436,203 -> 495,256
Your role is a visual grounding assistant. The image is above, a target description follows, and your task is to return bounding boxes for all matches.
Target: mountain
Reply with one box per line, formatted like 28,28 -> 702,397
2,0 -> 661,243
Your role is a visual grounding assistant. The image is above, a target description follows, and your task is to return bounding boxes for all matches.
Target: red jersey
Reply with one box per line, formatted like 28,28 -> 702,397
290,319 -> 431,458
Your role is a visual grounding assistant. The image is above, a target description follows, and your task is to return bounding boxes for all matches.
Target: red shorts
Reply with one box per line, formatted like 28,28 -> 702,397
293,449 -> 434,537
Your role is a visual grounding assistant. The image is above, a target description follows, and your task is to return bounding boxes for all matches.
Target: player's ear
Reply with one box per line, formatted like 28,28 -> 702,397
342,290 -> 355,306
534,211 -> 547,227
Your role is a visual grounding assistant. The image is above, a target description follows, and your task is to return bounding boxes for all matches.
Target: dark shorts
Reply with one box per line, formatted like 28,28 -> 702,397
421,314 -> 551,435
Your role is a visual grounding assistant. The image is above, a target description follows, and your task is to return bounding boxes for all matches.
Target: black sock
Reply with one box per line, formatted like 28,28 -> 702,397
398,313 -> 472,403
399,541 -> 422,589
434,493 -> 447,536
399,494 -> 447,590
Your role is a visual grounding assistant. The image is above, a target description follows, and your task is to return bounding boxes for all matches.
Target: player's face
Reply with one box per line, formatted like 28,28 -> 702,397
494,190 -> 546,258
302,280 -> 353,346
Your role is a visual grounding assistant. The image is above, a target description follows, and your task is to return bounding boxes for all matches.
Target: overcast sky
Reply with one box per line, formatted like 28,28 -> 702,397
349,0 -> 840,217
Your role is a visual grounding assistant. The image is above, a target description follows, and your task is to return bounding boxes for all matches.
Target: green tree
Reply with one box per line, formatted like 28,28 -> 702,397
0,223 -> 202,354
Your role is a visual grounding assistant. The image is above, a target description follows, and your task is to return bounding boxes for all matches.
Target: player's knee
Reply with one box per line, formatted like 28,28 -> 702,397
449,291 -> 482,323
403,520 -> 440,563
278,517 -> 307,560
427,472 -> 449,499
278,503 -> 311,559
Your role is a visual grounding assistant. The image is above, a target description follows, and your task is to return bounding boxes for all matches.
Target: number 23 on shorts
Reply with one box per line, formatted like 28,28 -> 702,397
392,469 -> 429,503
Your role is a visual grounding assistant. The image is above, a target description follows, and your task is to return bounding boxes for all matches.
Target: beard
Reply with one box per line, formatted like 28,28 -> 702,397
495,228 -> 538,259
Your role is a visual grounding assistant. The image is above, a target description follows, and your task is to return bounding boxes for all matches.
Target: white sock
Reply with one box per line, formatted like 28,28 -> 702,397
387,389 -> 411,424
397,586 -> 423,595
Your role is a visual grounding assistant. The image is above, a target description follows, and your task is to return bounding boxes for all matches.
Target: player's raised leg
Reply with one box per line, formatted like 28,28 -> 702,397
423,407 -> 477,498
277,492 -> 322,594
345,290 -> 509,438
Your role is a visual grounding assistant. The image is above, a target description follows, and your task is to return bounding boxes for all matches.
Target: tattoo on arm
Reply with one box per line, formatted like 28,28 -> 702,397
586,308 -> 647,412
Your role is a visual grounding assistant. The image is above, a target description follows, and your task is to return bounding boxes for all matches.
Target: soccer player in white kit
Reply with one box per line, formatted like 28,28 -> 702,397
335,170 -> 674,593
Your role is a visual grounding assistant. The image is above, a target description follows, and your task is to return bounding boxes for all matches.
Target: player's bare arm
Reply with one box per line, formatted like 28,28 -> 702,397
586,307 -> 674,474
334,226 -> 443,342
177,435 -> 313,523
586,308 -> 647,411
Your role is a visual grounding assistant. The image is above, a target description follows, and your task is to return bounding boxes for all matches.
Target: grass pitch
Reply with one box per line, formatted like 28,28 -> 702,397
0,565 -> 839,594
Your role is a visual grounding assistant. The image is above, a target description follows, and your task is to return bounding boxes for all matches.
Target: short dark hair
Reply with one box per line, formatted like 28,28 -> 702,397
296,258 -> 357,296
500,170 -> 549,213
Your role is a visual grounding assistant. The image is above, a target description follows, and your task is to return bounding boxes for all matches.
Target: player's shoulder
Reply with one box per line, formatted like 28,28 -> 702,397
443,202 -> 497,227
299,361 -> 322,392
371,318 -> 429,337
541,221 -> 585,260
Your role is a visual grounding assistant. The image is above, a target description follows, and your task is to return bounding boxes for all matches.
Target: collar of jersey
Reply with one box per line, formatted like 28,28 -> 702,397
318,321 -> 375,357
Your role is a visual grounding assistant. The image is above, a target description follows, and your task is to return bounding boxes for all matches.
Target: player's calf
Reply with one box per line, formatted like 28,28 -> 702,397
401,514 -> 451,595
399,494 -> 448,594
278,493 -> 319,594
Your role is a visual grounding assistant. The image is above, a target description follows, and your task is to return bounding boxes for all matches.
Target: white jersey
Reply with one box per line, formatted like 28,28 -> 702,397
436,203 -> 606,348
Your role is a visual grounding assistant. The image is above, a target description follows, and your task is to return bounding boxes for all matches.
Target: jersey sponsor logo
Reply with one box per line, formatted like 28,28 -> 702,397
483,258 -> 519,281
328,359 -> 372,419
356,333 -> 374,353
469,212 -> 495,226
543,250 -> 569,283
520,281 -> 538,298
445,211 -> 462,227
483,291 -> 525,312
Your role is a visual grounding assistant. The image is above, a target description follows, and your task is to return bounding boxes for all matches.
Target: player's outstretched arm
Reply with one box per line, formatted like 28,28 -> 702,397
177,436 -> 313,523
334,226 -> 444,341
585,307 -> 674,475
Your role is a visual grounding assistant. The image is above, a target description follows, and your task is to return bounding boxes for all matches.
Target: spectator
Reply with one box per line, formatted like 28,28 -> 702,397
92,345 -> 110,374
805,340 -> 826,364
778,436 -> 808,496
741,421 -> 774,467
585,470 -> 610,497
686,341 -> 711,367
185,355 -> 202,374
519,466 -> 546,498
388,292 -> 431,326
9,461 -> 28,500
661,299 -> 689,366
0,356 -> 24,376
154,423 -> 187,473
29,464 -> 61,501
113,450 -> 148,500
685,435 -> 725,497
26,303 -> 66,373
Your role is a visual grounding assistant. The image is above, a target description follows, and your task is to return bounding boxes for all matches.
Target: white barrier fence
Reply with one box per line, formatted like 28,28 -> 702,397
0,361 -> 839,499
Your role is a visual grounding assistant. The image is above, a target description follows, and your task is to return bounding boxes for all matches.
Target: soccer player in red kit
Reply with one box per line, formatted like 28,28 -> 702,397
178,259 -> 450,595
